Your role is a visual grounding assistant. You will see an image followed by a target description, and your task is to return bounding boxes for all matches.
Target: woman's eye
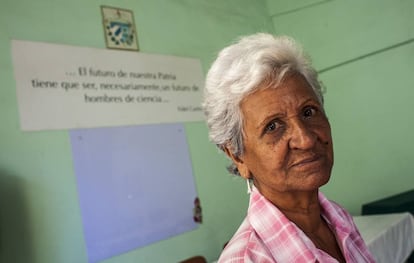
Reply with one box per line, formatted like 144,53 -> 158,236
303,106 -> 317,118
265,120 -> 279,133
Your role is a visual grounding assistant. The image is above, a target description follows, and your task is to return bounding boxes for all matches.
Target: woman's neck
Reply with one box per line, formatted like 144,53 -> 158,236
268,190 -> 322,233
261,189 -> 346,263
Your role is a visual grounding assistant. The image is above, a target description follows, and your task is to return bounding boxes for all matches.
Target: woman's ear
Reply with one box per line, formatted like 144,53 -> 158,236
223,146 -> 251,179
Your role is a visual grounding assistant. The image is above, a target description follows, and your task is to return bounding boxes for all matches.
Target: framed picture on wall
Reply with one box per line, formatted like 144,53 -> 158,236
101,6 -> 139,51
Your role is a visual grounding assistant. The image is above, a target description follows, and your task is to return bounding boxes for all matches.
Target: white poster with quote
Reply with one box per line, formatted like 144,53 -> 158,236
11,40 -> 204,131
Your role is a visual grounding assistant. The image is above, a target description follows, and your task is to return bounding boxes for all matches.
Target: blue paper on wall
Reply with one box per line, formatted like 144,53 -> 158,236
69,124 -> 198,263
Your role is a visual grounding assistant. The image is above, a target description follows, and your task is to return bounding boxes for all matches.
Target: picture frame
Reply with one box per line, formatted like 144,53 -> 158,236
101,6 -> 139,51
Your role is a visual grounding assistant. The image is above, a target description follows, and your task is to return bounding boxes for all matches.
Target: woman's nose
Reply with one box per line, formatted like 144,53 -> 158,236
288,119 -> 317,150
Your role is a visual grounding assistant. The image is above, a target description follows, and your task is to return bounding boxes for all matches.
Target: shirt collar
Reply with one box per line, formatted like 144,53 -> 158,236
318,191 -> 353,235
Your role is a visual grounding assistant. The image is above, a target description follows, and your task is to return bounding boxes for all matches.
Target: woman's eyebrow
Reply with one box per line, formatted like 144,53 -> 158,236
298,98 -> 318,108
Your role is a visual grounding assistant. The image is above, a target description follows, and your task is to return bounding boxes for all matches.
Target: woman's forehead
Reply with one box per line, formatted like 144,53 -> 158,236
242,74 -> 317,108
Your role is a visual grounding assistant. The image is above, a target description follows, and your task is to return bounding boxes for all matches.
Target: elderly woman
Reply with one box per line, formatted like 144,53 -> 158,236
203,33 -> 375,262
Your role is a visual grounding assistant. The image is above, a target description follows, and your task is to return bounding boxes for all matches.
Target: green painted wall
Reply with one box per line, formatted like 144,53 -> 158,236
0,1 -> 273,262
266,0 -> 414,214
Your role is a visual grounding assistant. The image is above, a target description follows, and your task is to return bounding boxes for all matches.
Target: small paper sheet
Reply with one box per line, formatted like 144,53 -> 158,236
69,123 -> 198,262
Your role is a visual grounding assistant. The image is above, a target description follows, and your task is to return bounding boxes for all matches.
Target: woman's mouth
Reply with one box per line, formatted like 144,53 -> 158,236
291,155 -> 322,168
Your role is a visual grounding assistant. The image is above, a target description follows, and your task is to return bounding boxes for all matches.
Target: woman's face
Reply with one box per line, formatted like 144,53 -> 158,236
231,73 -> 333,198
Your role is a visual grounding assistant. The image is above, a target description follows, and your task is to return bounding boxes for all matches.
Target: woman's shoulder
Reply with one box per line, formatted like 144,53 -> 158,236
218,218 -> 274,263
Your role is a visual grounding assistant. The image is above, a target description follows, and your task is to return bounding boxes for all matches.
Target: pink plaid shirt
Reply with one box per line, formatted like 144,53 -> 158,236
218,188 -> 375,262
